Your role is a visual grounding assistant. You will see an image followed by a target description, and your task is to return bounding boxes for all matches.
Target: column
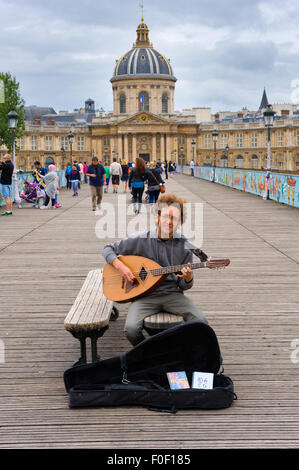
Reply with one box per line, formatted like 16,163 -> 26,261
152,134 -> 156,161
118,135 -> 123,161
132,134 -> 137,160
166,134 -> 171,162
124,135 -> 129,161
160,133 -> 165,161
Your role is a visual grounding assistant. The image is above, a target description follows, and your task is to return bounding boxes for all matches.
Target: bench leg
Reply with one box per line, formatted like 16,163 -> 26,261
90,326 -> 109,363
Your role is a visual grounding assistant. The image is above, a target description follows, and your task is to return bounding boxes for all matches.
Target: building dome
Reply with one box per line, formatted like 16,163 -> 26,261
111,19 -> 176,81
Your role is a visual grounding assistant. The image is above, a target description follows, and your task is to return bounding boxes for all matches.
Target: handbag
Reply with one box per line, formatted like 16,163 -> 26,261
149,170 -> 165,193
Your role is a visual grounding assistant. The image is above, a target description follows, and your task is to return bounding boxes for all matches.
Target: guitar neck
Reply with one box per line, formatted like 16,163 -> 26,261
150,262 -> 206,276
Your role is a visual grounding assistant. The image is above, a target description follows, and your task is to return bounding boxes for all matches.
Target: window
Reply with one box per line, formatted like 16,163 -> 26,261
31,135 -> 38,150
220,156 -> 228,167
138,91 -> 149,111
119,94 -> 126,114
236,155 -> 244,168
277,130 -> 283,147
178,136 -> 185,145
251,132 -> 258,148
61,136 -> 69,151
162,93 -> 168,113
236,133 -> 243,148
204,134 -> 212,149
77,136 -> 85,151
18,137 -> 24,150
251,155 -> 259,169
220,133 -> 228,148
45,136 -> 52,151
296,130 -> 299,146
104,136 -> 110,146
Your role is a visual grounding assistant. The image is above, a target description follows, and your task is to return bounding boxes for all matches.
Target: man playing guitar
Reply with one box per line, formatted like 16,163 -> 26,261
102,193 -> 208,346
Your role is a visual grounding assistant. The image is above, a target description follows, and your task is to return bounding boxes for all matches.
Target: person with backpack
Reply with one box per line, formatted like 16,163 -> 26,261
147,161 -> 165,205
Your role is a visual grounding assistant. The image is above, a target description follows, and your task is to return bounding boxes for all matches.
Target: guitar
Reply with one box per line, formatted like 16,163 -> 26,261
103,255 -> 230,303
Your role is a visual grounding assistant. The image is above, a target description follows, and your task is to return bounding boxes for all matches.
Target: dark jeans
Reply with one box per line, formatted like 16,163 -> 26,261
131,187 -> 144,204
148,189 -> 160,204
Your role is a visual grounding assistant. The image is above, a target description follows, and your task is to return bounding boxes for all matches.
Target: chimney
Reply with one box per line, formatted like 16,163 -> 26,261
48,116 -> 55,125
33,115 -> 41,125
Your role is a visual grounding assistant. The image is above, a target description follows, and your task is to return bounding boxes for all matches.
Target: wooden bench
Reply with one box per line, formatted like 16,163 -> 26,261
143,313 -> 184,336
64,269 -> 119,366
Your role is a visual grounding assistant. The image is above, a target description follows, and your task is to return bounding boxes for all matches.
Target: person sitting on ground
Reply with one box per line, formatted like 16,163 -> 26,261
102,193 -> 208,346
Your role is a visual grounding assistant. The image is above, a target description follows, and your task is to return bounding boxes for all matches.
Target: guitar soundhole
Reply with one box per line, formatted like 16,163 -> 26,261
138,266 -> 148,284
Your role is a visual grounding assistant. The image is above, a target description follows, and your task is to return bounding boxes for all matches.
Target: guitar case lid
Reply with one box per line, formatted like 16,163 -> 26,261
63,322 -> 235,411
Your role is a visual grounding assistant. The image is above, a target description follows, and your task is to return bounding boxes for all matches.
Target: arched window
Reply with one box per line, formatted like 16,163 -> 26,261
162,93 -> 168,113
220,155 -> 228,168
251,154 -> 258,169
236,155 -> 244,168
119,94 -> 126,114
138,91 -> 149,111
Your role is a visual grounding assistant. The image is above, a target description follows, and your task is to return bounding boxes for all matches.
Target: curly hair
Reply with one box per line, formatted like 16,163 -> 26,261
155,193 -> 187,224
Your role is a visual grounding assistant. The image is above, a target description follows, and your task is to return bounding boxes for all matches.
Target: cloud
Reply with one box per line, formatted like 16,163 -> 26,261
0,0 -> 298,113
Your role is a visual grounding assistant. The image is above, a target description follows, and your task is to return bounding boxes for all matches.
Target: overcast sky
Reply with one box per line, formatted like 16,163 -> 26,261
1,0 -> 299,114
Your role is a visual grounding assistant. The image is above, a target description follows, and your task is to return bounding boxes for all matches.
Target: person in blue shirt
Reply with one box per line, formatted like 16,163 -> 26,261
86,157 -> 106,211
69,164 -> 81,197
65,162 -> 73,189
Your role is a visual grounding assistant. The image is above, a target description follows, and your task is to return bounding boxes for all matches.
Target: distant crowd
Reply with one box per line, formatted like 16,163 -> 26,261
0,154 -> 179,216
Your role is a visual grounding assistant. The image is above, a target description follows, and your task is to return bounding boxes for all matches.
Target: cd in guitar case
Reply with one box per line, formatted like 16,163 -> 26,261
63,322 -> 236,413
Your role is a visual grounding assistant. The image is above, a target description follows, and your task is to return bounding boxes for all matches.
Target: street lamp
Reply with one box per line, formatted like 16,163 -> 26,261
225,144 -> 229,168
212,129 -> 219,182
7,110 -> 22,207
191,139 -> 196,161
68,131 -> 74,165
263,105 -> 276,200
180,145 -> 184,173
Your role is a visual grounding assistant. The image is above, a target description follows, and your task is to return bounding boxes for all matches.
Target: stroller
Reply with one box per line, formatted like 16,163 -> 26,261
20,181 -> 45,208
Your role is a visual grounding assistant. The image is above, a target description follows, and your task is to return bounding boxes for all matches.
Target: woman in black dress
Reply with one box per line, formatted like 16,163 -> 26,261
121,160 -> 129,193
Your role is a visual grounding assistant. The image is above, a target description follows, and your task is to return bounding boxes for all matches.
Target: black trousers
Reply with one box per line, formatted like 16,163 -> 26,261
45,195 -> 55,207
131,187 -> 144,204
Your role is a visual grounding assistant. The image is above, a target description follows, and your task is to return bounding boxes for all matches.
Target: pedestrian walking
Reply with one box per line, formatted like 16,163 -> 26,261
128,157 -> 149,214
65,162 -> 72,189
110,158 -> 122,193
190,159 -> 195,176
83,162 -> 88,183
148,161 -> 165,205
121,160 -> 129,193
69,164 -> 81,197
0,154 -> 14,216
104,165 -> 110,193
86,157 -> 106,211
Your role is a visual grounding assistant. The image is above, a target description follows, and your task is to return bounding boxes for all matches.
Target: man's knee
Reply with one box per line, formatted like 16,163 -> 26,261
124,323 -> 145,347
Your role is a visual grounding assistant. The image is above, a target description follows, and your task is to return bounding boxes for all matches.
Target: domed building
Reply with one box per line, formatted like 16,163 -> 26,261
90,17 -> 195,165
111,18 -> 176,115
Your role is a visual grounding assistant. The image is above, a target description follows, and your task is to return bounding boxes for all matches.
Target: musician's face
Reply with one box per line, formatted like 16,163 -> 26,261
158,206 -> 181,239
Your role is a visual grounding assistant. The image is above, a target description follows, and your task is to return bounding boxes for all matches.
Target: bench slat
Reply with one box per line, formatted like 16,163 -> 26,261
64,269 -> 113,331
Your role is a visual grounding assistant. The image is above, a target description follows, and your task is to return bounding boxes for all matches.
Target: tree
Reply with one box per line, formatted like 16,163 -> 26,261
0,72 -> 25,152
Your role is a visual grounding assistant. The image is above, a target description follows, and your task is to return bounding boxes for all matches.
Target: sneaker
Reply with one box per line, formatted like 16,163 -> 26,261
40,206 -> 48,210
1,211 -> 13,216
54,203 -> 62,208
49,206 -> 56,210
92,208 -> 96,211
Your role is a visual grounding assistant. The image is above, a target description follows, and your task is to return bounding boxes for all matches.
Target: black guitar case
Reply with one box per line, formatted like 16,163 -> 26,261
63,322 -> 236,413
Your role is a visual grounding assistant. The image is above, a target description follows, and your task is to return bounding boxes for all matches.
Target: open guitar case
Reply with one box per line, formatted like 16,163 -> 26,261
63,321 -> 236,413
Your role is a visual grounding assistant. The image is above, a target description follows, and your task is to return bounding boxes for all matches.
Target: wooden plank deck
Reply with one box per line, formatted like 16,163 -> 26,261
0,175 -> 298,449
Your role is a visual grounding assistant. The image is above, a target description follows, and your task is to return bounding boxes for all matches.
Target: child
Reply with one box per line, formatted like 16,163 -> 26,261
69,164 -> 80,196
